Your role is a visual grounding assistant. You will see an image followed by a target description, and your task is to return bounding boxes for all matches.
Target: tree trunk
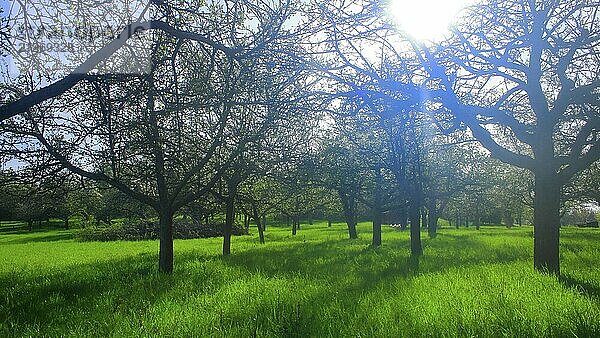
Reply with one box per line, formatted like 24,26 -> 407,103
28,220 -> 33,231
252,207 -> 265,244
372,168 -> 383,247
223,194 -> 235,256
427,203 -> 438,238
409,198 -> 422,256
292,216 -> 297,236
533,170 -> 561,274
399,206 -> 408,231
244,214 -> 250,231
158,209 -> 174,273
372,216 -> 382,247
257,218 -> 265,244
327,219 -> 332,227
64,217 -> 69,230
341,194 -> 358,239
348,221 -> 358,239
505,211 -> 514,228
421,207 -> 428,229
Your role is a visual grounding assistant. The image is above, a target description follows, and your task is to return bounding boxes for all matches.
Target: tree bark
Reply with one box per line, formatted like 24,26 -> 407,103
292,216 -> 297,236
505,211 -> 514,228
327,219 -> 332,227
244,214 -> 250,231
158,209 -> 174,273
348,221 -> 358,239
399,206 -> 408,231
341,194 -> 358,239
64,217 -> 69,230
427,202 -> 437,238
533,170 -> 561,274
372,214 -> 382,247
257,218 -> 265,244
409,197 -> 422,256
252,207 -> 265,244
372,168 -> 383,246
223,194 -> 235,256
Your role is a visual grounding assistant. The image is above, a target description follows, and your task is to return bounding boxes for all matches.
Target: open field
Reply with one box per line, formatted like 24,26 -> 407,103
1,222 -> 599,337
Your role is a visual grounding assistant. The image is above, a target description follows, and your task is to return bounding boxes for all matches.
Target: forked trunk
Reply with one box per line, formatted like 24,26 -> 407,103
533,170 -> 561,274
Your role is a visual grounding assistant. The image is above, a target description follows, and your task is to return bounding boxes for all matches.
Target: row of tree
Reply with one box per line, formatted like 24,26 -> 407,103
1,0 -> 598,275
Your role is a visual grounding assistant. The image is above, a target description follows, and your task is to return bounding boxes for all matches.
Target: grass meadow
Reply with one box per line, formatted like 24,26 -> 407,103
1,221 -> 599,337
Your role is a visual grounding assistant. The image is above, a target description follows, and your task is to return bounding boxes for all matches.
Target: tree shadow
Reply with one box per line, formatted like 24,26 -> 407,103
219,231 -> 528,293
0,253 -> 175,335
559,274 -> 600,300
0,232 -> 74,245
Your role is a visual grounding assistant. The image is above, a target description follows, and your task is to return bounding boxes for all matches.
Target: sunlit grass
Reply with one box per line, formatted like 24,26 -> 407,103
0,222 -> 599,336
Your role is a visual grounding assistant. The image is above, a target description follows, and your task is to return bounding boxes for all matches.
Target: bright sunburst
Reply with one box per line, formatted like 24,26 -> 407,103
388,0 -> 473,42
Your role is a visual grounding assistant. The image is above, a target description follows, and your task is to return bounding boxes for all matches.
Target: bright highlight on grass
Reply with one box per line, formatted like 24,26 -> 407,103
388,0 -> 472,42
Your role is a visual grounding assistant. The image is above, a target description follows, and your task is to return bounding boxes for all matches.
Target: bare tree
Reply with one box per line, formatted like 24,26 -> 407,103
417,0 -> 600,274
1,0 -> 308,273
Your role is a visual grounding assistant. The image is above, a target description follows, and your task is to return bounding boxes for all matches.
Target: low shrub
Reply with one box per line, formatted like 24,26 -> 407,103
76,218 -> 248,242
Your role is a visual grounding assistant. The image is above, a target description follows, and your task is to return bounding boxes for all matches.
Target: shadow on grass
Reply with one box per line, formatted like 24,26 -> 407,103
559,274 -> 600,300
0,253 -> 173,335
0,227 -> 595,336
0,224 -> 68,234
219,231 -> 528,292
0,232 -> 74,245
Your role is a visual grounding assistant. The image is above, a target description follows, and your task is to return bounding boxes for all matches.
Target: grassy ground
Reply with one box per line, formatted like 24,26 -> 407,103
0,222 -> 599,337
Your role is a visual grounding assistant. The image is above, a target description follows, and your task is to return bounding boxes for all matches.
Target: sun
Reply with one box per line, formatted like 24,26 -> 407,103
387,0 -> 473,42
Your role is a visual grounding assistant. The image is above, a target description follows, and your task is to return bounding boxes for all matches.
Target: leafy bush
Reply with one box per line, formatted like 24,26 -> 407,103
76,218 -> 248,242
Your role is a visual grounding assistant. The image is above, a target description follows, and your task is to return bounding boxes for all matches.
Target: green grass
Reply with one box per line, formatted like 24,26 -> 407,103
1,222 -> 599,337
